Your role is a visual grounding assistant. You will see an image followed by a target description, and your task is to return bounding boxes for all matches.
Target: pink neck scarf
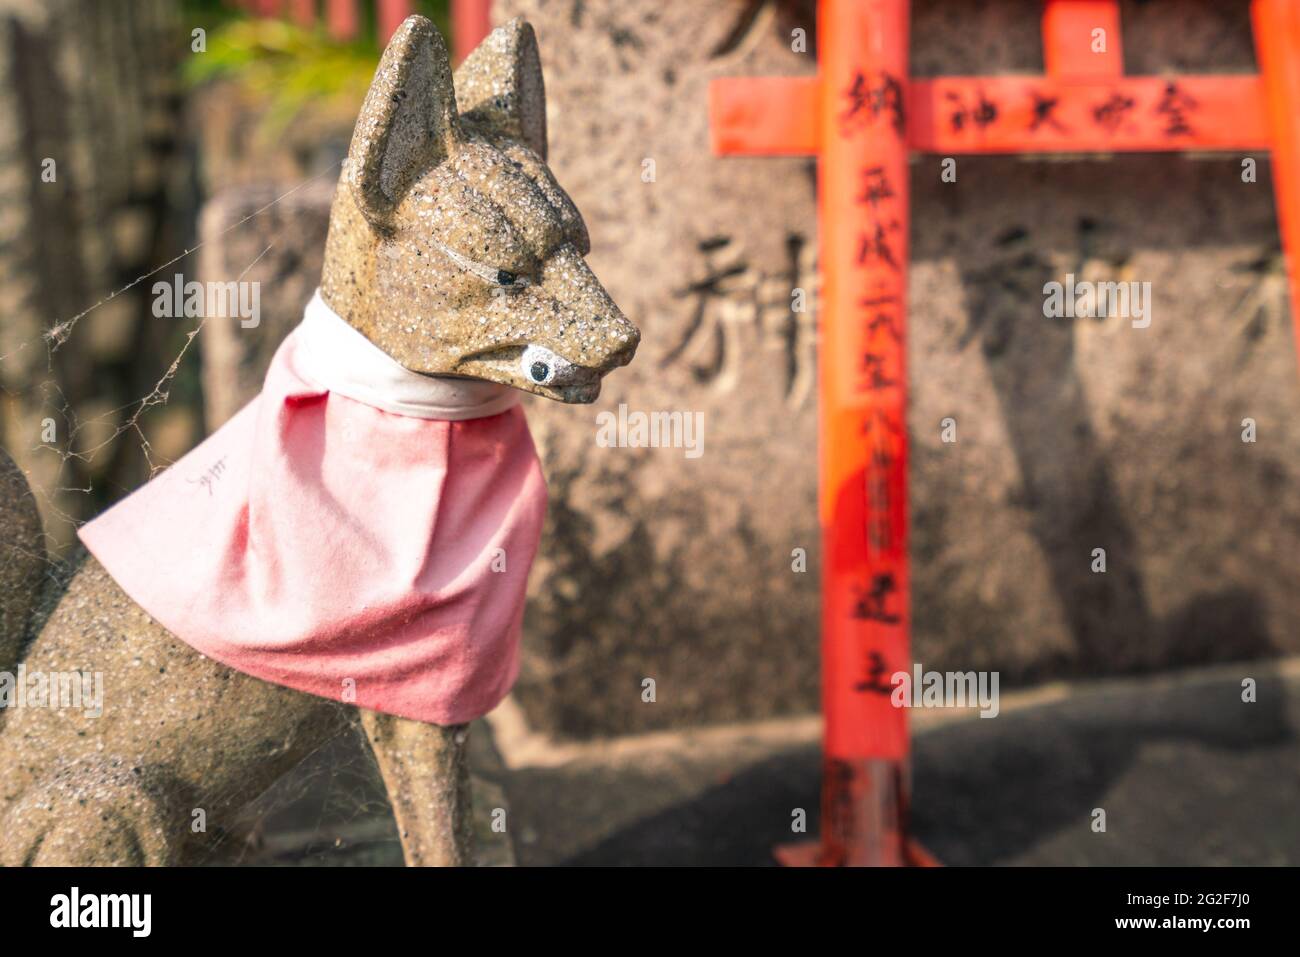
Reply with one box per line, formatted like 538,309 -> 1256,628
78,292 -> 548,725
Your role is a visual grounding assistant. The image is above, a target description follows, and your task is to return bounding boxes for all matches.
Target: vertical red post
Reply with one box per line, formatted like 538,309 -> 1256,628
453,0 -> 493,64
1252,0 -> 1300,370
1043,0 -> 1123,78
325,0 -> 359,42
288,0 -> 317,29
377,0 -> 413,44
817,0 -> 912,866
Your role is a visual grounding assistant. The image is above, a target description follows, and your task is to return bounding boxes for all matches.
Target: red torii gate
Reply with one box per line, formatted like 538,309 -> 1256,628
711,0 -> 1300,866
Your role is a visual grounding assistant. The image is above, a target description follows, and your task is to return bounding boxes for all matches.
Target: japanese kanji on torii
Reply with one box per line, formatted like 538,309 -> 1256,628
710,0 -> 1300,866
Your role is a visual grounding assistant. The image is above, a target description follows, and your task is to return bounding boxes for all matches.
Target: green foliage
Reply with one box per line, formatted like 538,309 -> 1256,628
181,1 -> 453,131
184,18 -> 375,129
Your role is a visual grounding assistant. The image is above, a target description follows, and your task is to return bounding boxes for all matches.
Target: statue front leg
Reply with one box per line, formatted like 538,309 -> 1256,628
359,710 -> 474,866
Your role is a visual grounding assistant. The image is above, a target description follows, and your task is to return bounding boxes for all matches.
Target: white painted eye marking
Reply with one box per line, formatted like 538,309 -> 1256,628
434,241 -> 530,288
521,345 -> 573,386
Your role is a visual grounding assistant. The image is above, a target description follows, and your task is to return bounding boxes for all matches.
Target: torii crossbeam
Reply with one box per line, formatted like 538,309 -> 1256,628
710,0 -> 1300,866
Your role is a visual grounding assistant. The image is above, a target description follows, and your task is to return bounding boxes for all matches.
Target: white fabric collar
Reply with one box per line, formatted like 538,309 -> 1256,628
292,290 -> 520,421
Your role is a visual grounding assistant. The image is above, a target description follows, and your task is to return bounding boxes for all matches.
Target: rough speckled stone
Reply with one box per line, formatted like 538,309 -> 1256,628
320,15 -> 639,404
0,0 -> 182,543
497,0 -> 823,738
0,448 -> 45,673
500,0 -> 1300,739
199,181 -> 335,430
0,15 -> 622,867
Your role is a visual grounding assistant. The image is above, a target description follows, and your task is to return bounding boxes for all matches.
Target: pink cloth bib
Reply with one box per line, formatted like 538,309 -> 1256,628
78,295 -> 547,725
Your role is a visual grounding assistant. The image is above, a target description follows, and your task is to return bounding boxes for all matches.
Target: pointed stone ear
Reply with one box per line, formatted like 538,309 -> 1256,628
345,15 -> 458,227
454,18 -> 547,159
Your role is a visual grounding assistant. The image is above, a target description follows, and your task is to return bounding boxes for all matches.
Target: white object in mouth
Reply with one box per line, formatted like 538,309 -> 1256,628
520,344 -> 580,386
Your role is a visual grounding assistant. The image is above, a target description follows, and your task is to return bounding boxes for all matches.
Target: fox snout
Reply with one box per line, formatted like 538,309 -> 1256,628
319,15 -> 640,405
482,310 -> 639,404
496,243 -> 639,402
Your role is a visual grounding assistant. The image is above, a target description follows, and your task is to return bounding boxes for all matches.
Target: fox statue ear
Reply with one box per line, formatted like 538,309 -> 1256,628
346,15 -> 458,227
454,18 -> 547,159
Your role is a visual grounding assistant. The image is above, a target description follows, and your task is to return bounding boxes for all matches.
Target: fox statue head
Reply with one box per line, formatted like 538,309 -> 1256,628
320,15 -> 638,403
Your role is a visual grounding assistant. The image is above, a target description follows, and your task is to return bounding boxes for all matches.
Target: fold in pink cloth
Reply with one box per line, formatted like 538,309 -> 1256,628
78,299 -> 547,725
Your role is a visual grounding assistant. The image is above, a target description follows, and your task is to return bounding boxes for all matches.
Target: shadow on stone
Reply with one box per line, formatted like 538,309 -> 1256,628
522,663 -> 1297,866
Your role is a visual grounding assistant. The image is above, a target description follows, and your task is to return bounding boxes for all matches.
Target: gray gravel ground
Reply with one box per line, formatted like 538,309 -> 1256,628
228,658 -> 1300,866
502,659 -> 1300,866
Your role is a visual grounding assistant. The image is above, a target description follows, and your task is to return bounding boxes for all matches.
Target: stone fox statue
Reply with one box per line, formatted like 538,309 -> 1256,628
0,15 -> 637,866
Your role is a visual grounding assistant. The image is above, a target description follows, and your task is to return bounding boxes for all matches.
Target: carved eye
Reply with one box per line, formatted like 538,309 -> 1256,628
529,361 -> 550,383
434,241 -> 530,288
488,267 -> 530,289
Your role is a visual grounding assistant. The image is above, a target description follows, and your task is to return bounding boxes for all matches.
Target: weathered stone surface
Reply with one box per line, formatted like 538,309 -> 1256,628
0,19 -> 546,868
0,0 -> 183,543
319,16 -> 638,403
186,80 -> 355,200
500,0 -> 1300,738
198,181 -> 334,429
909,155 -> 1300,683
499,659 -> 1300,866
0,446 -> 44,675
187,0 -> 1300,742
222,718 -> 517,867
496,0 -> 823,739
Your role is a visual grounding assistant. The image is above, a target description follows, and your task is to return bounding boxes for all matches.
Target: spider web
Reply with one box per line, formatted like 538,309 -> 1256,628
0,161 -> 411,867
